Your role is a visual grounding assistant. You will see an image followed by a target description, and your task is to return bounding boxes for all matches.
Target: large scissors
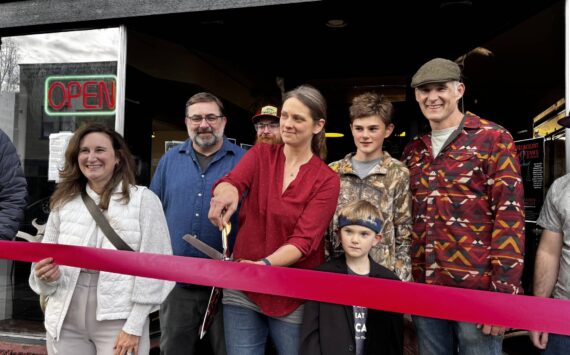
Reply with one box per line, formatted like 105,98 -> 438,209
182,231 -> 231,262
182,223 -> 231,338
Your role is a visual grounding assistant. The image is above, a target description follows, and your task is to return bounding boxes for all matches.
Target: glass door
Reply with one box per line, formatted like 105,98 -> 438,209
0,26 -> 124,337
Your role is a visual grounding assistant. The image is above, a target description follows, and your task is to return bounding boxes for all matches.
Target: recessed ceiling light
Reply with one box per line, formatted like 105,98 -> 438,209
326,19 -> 347,28
440,1 -> 472,9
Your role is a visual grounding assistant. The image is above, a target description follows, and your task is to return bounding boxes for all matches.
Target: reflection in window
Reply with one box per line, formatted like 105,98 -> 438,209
0,27 -> 120,340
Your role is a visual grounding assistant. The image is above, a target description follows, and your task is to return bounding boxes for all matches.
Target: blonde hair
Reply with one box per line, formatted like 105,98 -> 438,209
333,200 -> 382,248
337,200 -> 382,233
338,200 -> 380,222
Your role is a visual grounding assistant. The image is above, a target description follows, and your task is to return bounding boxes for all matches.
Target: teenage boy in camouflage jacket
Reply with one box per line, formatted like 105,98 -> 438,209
327,92 -> 412,281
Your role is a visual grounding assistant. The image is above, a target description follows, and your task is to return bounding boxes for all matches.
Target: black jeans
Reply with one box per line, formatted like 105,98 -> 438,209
160,285 -> 226,355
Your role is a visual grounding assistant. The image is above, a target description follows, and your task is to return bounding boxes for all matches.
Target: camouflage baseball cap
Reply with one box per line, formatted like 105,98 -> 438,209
252,105 -> 280,123
411,58 -> 461,88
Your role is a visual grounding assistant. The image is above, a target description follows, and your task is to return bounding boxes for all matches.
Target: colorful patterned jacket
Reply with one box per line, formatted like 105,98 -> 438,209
401,114 -> 525,294
327,152 -> 413,281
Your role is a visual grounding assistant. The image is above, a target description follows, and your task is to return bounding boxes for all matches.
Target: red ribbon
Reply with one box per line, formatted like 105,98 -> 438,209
1,240 -> 569,335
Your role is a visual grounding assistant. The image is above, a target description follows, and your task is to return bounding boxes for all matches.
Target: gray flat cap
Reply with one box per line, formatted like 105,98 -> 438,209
411,58 -> 461,88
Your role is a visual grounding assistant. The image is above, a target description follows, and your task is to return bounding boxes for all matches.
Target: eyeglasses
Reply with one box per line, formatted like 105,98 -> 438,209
187,114 -> 224,124
254,122 -> 280,131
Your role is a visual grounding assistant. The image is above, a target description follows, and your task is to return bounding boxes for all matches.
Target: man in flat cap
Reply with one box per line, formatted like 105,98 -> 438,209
529,116 -> 570,355
401,58 -> 525,354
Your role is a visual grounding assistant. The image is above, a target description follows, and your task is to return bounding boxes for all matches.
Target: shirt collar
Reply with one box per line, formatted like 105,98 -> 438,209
463,113 -> 483,129
337,152 -> 389,175
178,137 -> 240,157
85,183 -> 124,201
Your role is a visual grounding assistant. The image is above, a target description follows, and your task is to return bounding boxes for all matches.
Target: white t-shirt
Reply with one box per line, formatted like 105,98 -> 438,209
431,126 -> 458,157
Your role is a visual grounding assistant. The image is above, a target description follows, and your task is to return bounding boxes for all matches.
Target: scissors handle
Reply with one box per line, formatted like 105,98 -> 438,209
221,223 -> 231,259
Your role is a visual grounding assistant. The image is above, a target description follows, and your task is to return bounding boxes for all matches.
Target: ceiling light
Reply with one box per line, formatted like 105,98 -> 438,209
325,132 -> 344,138
326,19 -> 347,28
440,1 -> 472,9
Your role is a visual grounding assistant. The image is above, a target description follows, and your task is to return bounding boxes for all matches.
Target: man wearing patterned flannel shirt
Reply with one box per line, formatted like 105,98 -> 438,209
402,58 -> 525,355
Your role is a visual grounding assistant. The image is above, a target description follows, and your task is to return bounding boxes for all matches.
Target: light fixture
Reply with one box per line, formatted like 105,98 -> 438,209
326,19 -> 347,28
440,1 -> 473,9
325,132 -> 344,138
151,131 -> 156,139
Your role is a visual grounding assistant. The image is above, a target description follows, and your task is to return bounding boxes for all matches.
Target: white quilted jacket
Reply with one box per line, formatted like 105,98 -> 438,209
29,185 -> 175,341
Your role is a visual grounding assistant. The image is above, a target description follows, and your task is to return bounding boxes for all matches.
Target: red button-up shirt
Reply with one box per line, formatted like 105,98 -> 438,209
402,114 -> 525,294
215,144 -> 340,316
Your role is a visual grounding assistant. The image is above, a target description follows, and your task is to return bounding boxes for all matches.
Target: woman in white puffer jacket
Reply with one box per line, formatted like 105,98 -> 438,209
29,123 -> 175,355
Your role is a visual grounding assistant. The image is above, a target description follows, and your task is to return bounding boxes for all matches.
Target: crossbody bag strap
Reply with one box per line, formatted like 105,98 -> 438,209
81,189 -> 134,252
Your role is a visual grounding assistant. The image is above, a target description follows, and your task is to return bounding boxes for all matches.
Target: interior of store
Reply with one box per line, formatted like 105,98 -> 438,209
121,0 -> 566,184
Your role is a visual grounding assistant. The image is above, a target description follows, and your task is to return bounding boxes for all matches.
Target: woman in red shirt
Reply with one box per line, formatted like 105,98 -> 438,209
209,85 -> 340,355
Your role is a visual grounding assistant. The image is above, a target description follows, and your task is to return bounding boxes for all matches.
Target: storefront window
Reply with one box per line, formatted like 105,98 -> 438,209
0,27 -> 122,339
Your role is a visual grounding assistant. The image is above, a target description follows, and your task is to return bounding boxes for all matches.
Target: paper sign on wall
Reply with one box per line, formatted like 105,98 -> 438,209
48,131 -> 74,182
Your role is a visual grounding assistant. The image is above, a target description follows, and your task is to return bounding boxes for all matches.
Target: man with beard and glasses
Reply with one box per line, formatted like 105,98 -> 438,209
150,92 -> 246,355
252,105 -> 282,145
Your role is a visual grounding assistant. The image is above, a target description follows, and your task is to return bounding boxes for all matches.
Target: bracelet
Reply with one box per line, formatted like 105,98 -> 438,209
260,258 -> 271,266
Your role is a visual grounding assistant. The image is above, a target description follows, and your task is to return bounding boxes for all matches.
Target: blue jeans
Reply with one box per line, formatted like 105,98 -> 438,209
413,315 -> 503,355
223,304 -> 300,355
543,333 -> 570,355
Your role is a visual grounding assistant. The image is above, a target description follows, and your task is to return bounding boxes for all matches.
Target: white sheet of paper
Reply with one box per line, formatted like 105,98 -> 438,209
48,131 -> 74,182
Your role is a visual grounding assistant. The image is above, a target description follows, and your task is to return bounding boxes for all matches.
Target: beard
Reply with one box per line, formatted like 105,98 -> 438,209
191,127 -> 224,148
255,134 -> 283,145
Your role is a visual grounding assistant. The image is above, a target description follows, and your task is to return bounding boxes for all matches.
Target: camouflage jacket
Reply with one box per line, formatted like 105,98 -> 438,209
327,152 -> 412,281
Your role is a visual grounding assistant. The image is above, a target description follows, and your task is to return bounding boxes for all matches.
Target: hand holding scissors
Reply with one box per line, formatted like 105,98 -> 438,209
208,182 -> 239,230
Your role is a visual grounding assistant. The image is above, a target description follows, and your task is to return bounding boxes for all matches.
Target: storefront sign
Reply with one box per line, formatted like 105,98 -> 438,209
44,74 -> 116,116
515,137 -> 545,221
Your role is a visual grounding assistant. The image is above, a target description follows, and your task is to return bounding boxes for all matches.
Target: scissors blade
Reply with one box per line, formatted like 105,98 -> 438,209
183,234 -> 225,260
198,286 -> 221,339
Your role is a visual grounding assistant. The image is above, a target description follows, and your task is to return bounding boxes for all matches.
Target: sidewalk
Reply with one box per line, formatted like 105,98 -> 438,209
0,340 -> 46,355
0,319 -> 46,355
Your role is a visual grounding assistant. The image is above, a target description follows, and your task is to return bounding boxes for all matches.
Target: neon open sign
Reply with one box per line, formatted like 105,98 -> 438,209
44,75 -> 117,116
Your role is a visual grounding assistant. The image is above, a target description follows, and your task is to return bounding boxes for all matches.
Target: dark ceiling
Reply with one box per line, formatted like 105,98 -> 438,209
124,0 -> 564,161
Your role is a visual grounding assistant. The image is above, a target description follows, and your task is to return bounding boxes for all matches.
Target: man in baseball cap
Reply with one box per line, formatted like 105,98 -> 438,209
402,58 -> 525,355
252,105 -> 282,144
